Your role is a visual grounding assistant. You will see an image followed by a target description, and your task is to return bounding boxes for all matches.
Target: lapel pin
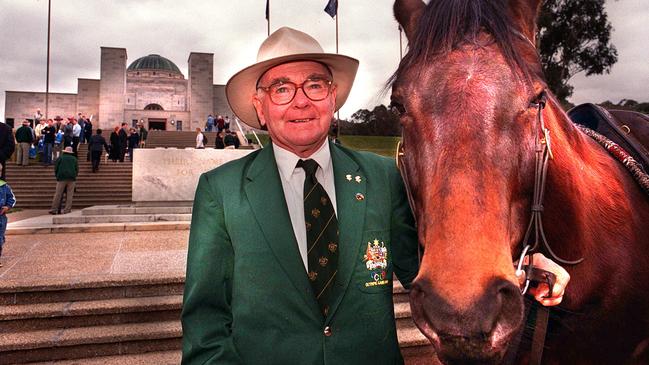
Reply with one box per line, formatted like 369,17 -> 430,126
355,176 -> 362,183
355,193 -> 365,201
346,174 -> 352,181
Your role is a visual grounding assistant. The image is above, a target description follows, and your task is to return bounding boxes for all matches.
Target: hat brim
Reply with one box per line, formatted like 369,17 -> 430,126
226,53 -> 359,129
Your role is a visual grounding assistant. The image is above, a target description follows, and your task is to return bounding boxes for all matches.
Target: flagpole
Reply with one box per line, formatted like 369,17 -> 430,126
45,0 -> 51,121
335,5 -> 339,54
267,0 -> 270,36
335,1 -> 339,121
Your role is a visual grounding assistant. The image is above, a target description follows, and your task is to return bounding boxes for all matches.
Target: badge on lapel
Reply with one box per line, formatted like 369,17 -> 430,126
363,239 -> 389,287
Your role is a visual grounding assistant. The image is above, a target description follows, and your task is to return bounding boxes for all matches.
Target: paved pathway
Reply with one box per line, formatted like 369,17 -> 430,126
0,226 -> 188,285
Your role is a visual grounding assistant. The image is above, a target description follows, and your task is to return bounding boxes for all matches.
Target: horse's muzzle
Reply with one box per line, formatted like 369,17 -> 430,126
409,277 -> 524,365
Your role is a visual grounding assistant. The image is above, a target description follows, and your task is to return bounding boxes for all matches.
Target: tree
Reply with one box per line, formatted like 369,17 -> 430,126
538,0 -> 618,102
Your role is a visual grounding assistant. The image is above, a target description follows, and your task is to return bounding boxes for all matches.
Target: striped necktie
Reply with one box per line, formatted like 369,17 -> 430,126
297,159 -> 339,317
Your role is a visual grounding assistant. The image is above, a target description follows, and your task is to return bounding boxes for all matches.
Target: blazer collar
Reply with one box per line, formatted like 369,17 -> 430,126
326,142 -> 367,322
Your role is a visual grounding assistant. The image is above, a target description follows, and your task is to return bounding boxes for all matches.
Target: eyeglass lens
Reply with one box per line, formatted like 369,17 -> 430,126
267,79 -> 331,105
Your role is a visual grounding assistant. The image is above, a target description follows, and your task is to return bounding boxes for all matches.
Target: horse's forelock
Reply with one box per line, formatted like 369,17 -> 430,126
394,0 -> 534,83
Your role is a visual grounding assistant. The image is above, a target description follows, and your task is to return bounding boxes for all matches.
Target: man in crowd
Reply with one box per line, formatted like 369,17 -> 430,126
71,118 -> 81,155
83,116 -> 93,143
0,121 -> 15,180
88,129 -> 109,173
77,113 -> 86,144
138,121 -> 148,148
15,120 -> 34,166
181,27 -> 570,365
49,146 -> 77,215
41,119 -> 56,166
118,123 -> 128,162
205,114 -> 215,132
34,109 -> 43,125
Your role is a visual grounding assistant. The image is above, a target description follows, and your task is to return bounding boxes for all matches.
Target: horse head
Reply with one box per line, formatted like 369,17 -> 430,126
392,0 -> 550,363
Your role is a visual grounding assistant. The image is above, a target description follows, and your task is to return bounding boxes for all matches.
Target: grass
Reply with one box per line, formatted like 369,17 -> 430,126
247,134 -> 400,158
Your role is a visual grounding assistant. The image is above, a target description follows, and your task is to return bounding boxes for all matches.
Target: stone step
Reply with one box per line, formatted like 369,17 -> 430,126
0,295 -> 182,333
0,277 -> 185,306
81,205 -> 192,216
24,347 -> 436,365
0,320 -> 181,364
1,295 -> 415,334
0,312 -> 426,364
52,213 -> 191,224
25,350 -> 181,365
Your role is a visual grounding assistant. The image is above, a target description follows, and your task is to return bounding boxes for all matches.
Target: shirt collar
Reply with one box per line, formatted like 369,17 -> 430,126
273,139 -> 331,182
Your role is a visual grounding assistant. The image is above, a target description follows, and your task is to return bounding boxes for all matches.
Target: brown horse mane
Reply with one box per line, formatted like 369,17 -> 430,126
392,0 -> 536,84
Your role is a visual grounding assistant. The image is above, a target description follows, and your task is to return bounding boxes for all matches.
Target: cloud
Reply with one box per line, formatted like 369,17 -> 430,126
1,0 -> 647,121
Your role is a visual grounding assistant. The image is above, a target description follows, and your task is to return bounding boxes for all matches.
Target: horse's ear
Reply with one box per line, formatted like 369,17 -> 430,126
394,0 -> 425,42
509,0 -> 543,43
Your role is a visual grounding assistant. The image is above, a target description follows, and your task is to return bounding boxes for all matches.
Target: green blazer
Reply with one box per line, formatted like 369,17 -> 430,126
182,142 -> 419,365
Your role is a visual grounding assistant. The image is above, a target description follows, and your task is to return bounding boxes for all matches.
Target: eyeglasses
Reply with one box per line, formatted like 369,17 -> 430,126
257,78 -> 333,105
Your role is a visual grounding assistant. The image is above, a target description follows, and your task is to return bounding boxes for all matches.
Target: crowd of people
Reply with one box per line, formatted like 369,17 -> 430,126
195,127 -> 242,149
12,112 -> 149,170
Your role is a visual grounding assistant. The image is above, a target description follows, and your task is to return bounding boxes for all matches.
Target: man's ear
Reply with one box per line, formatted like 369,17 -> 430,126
252,93 -> 267,128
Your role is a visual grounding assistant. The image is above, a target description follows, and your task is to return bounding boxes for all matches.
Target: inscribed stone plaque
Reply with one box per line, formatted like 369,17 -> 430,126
132,148 -> 253,202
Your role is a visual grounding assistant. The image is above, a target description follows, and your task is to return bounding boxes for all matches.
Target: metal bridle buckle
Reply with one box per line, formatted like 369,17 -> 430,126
516,245 -> 532,295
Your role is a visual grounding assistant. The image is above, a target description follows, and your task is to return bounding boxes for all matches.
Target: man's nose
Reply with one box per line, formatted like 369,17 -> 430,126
292,87 -> 311,107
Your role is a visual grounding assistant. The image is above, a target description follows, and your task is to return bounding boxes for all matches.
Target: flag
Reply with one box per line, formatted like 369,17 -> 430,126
324,0 -> 337,18
265,0 -> 269,20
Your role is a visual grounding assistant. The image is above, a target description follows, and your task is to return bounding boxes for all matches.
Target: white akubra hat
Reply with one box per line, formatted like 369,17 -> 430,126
226,27 -> 359,129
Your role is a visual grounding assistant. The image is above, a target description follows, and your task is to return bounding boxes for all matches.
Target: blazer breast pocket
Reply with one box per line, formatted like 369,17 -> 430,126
355,230 -> 393,294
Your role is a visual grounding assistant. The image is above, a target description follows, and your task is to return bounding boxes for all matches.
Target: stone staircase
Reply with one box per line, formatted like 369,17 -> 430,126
5,144 -> 132,209
146,130 -> 257,149
0,278 -> 434,365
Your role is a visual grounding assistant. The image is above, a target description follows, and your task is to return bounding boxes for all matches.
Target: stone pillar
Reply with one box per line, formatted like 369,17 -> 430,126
99,47 -> 127,130
188,52 -> 214,131
77,79 -> 100,123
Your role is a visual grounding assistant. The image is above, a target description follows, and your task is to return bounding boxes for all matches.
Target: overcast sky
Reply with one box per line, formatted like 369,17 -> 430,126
1,0 -> 647,121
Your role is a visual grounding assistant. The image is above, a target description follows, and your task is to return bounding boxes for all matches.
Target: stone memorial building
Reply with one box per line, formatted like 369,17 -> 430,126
4,47 -> 233,130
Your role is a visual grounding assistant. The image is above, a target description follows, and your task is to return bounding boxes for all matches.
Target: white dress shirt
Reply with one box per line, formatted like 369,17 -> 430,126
72,124 -> 81,137
273,140 -> 337,271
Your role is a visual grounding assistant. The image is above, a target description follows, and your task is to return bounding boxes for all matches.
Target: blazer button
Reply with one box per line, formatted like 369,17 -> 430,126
323,326 -> 332,337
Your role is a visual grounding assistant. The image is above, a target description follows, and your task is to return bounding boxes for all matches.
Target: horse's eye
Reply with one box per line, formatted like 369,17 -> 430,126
389,101 -> 407,116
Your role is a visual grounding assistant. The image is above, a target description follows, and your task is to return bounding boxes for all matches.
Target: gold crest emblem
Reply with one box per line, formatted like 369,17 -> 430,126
319,256 -> 329,267
362,239 -> 389,287
308,271 -> 318,281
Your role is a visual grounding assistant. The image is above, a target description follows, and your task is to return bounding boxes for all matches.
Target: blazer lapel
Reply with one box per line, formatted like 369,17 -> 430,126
244,146 -> 321,317
327,143 -> 367,321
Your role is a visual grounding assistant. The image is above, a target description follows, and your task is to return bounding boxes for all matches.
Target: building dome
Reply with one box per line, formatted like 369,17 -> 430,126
127,54 -> 182,75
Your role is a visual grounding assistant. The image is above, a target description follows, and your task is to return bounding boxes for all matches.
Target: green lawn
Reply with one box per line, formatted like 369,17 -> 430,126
339,136 -> 400,158
247,134 -> 400,158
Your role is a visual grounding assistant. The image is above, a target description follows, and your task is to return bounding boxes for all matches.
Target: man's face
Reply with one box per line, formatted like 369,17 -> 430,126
253,61 -> 337,158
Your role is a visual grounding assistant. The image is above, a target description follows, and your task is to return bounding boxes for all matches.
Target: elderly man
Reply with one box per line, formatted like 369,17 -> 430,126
181,27 -> 569,365
15,120 -> 34,166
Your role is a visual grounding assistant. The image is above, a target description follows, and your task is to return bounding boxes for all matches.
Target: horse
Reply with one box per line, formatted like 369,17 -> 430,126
390,0 -> 649,364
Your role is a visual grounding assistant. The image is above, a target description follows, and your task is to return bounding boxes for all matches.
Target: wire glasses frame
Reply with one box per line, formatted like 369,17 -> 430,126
257,78 -> 333,105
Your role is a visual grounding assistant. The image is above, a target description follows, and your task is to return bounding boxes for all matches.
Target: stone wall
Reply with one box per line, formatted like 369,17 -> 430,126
99,47 -> 127,129
77,79 -> 100,120
187,53 -> 213,130
212,85 -> 234,119
5,91 -> 77,123
125,77 -> 187,111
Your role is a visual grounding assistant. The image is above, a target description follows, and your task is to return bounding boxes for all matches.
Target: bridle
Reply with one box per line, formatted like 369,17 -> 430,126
394,90 -> 585,364
395,91 -> 583,292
